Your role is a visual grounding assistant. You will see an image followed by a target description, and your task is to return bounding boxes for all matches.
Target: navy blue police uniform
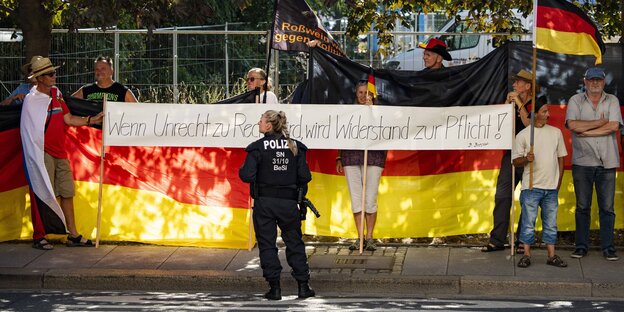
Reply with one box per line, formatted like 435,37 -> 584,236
239,132 -> 312,284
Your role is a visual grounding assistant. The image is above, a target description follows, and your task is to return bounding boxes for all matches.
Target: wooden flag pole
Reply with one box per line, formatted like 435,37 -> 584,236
529,47 -> 538,190
359,150 -> 369,254
95,95 -> 107,248
248,86 -> 262,249
509,104 -> 517,256
248,196 -> 254,251
529,0 -> 538,190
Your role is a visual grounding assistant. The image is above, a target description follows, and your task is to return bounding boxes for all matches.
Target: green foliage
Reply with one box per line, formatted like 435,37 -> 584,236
333,0 -> 622,56
580,0 -> 623,39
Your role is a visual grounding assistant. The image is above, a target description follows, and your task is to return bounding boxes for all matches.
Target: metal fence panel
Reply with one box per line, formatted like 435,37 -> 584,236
0,28 -> 493,103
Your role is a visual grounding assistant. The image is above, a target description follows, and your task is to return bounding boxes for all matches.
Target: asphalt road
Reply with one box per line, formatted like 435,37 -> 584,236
1,290 -> 624,311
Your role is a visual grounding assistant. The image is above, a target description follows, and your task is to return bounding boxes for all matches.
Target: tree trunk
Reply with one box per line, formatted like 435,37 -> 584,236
16,0 -> 53,62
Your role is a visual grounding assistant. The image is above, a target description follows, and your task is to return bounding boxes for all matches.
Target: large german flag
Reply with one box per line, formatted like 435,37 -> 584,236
1,43 -> 622,248
536,0 -> 605,64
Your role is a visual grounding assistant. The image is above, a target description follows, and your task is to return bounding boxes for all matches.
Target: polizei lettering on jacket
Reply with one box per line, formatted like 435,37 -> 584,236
264,139 -> 290,150
264,139 -> 291,171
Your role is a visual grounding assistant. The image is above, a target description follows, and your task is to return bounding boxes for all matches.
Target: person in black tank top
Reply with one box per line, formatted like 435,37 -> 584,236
72,56 -> 137,103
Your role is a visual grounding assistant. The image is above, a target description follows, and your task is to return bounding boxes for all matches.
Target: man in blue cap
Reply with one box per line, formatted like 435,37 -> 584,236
566,67 -> 622,261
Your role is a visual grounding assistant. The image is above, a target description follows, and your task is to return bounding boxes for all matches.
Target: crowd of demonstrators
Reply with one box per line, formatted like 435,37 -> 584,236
566,67 -> 622,261
246,68 -> 278,104
238,110 -> 314,300
336,81 -> 386,251
20,57 -> 103,250
72,56 -> 138,103
482,70 -> 535,253
1,56 -> 42,106
513,100 -> 568,268
7,36 -> 623,303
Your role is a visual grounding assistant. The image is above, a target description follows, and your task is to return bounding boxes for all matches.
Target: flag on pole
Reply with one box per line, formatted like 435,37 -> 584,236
272,0 -> 345,57
535,0 -> 605,64
367,71 -> 377,99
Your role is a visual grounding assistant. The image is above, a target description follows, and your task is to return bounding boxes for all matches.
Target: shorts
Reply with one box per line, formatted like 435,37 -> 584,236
44,153 -> 75,198
344,165 -> 383,213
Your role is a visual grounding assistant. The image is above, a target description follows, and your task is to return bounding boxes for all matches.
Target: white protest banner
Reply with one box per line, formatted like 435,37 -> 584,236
103,103 -> 513,150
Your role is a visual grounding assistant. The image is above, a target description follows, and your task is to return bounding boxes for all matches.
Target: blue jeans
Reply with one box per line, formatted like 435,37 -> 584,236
519,189 -> 559,245
572,165 -> 616,253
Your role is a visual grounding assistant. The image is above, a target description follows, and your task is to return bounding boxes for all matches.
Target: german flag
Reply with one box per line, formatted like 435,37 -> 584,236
367,71 -> 377,99
536,0 -> 605,64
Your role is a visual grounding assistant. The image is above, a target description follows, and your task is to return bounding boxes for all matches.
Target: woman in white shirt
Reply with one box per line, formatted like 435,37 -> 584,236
247,68 -> 279,104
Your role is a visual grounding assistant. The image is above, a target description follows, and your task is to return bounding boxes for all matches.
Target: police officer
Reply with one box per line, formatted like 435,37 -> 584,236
239,110 -> 315,300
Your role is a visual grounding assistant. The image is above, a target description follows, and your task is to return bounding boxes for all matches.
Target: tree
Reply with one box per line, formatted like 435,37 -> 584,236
333,0 -> 622,56
0,0 -> 250,61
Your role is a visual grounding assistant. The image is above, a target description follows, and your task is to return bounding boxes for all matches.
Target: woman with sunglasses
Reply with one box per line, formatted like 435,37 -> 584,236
246,68 -> 278,104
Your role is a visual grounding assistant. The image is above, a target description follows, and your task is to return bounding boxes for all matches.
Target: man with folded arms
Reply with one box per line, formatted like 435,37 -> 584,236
566,67 -> 622,261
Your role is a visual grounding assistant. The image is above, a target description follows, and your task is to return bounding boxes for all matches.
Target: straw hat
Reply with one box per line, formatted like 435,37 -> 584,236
21,56 -> 43,75
28,57 -> 60,79
511,69 -> 541,93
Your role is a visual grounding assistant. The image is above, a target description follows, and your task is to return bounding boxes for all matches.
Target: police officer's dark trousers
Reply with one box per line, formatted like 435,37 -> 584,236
253,196 -> 310,283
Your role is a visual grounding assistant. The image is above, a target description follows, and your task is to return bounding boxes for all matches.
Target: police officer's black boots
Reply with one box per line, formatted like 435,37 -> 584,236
265,280 -> 281,300
297,281 -> 315,299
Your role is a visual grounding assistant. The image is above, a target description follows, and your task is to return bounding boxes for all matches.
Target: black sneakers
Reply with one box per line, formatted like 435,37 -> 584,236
570,248 -> 587,258
604,250 -> 619,261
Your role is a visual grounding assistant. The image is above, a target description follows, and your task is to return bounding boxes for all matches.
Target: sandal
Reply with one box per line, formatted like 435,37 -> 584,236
546,255 -> 568,268
517,255 -> 531,268
66,234 -> 95,247
481,244 -> 505,252
348,239 -> 360,251
365,239 -> 377,251
33,238 -> 54,250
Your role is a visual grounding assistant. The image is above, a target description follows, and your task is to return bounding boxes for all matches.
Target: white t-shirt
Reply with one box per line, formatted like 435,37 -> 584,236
512,124 -> 567,190
259,91 -> 279,104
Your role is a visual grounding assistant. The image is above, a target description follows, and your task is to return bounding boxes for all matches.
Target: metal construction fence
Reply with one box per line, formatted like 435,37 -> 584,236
0,26 -> 498,104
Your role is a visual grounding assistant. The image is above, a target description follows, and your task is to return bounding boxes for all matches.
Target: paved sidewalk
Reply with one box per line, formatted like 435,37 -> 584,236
1,242 -> 623,298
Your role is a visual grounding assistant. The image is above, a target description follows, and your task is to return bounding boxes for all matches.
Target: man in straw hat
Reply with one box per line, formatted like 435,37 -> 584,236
566,67 -> 622,261
20,57 -> 103,250
482,69 -> 539,253
418,38 -> 452,71
1,56 -> 42,106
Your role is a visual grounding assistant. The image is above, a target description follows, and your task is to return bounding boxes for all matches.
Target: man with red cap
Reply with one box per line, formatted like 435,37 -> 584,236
418,38 -> 452,70
419,37 -> 453,245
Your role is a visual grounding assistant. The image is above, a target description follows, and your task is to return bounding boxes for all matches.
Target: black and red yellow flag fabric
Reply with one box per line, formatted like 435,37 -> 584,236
272,0 -> 345,57
1,43 -> 622,246
536,0 -> 605,64
367,71 -> 377,99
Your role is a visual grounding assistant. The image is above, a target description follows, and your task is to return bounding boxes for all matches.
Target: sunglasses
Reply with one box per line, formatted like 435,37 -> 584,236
246,77 -> 263,82
43,71 -> 57,77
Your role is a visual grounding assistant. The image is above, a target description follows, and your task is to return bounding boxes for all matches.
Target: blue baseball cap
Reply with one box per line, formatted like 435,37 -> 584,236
584,67 -> 605,80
